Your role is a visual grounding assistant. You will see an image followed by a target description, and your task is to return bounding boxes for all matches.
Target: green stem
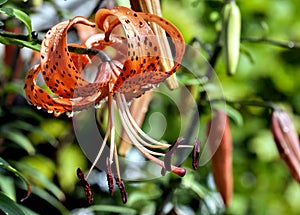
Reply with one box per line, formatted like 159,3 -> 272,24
0,31 -> 30,41
0,31 -> 111,60
212,99 -> 279,111
241,37 -> 300,49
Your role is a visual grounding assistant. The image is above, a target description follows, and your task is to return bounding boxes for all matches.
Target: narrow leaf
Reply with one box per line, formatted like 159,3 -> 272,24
1,130 -> 35,155
13,162 -> 66,201
0,35 -> 40,51
23,186 -> 68,215
0,7 -> 32,38
89,205 -> 137,214
0,0 -> 7,5
0,157 -> 32,202
0,192 -> 25,215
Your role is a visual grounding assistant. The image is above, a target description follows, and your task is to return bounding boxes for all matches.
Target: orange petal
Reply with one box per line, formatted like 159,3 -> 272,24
40,16 -> 105,98
96,6 -> 183,100
24,64 -> 109,116
139,12 -> 185,74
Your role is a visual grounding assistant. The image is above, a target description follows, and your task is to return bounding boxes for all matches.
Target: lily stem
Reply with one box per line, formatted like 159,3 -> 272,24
241,36 -> 300,49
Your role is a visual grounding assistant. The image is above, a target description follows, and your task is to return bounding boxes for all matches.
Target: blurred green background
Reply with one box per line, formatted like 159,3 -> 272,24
1,0 -> 300,214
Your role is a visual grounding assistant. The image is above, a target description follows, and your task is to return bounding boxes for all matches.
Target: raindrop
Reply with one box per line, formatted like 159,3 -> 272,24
66,111 -> 74,118
126,100 -> 132,106
94,103 -> 102,109
54,111 -> 61,117
288,41 -> 295,48
44,40 -> 50,47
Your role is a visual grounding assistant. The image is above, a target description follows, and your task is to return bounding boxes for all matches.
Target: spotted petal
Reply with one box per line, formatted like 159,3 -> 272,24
24,64 -> 109,116
40,16 -> 108,98
95,6 -> 185,100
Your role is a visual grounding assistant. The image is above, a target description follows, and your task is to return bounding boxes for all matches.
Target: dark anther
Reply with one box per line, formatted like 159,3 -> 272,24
114,177 -> 128,204
77,168 -> 94,204
163,137 -> 184,172
192,139 -> 201,170
106,158 -> 114,196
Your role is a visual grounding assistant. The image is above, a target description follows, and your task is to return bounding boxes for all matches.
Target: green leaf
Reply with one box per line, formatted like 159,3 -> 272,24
11,107 -> 44,122
182,173 -> 207,199
18,205 -> 40,215
13,161 -> 66,201
5,120 -> 58,146
0,0 -> 8,5
0,192 -> 25,215
0,35 -> 40,51
0,175 -> 16,201
1,130 -> 35,155
226,105 -> 244,126
0,157 -> 32,202
89,205 -> 137,214
0,7 -> 32,39
24,186 -> 68,215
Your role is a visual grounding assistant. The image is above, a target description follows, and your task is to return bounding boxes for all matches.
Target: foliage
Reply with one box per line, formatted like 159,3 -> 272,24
0,0 -> 300,214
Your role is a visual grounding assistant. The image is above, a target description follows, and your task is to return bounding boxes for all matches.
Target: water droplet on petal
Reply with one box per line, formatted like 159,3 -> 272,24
54,111 -> 61,117
94,103 -> 102,109
283,126 -> 290,133
44,40 -> 50,47
126,101 -> 132,106
66,111 -> 74,118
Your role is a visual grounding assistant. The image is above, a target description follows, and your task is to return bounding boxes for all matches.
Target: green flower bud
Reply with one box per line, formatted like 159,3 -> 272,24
222,1 -> 241,76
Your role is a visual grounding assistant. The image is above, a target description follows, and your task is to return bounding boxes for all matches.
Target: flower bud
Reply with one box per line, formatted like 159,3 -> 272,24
207,110 -> 233,207
271,110 -> 300,183
222,1 -> 241,76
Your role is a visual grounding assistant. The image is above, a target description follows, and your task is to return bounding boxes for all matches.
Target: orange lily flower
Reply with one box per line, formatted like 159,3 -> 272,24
24,6 -> 188,203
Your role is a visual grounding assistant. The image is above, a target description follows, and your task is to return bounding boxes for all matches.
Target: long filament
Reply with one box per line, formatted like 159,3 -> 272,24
86,114 -> 111,179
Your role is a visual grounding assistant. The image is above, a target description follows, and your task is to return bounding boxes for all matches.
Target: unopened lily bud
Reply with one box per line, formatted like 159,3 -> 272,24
222,0 -> 241,76
271,110 -> 300,183
207,110 -> 233,207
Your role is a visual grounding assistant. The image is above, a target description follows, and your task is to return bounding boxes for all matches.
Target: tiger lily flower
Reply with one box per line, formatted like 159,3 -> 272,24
24,6 -> 189,203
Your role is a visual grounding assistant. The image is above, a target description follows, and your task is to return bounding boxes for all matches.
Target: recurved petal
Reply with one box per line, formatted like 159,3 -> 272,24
95,6 -> 185,100
40,16 -> 105,98
24,64 -> 109,116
